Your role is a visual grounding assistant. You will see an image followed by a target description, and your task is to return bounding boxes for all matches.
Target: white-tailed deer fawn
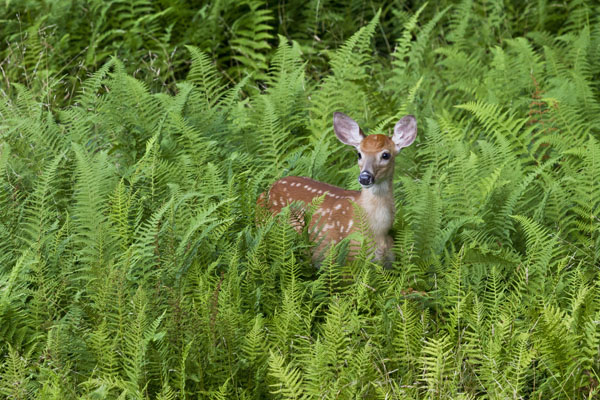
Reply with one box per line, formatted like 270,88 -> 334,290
258,112 -> 417,264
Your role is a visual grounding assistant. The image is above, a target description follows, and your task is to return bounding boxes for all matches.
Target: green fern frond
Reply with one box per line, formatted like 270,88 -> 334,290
268,351 -> 307,400
71,143 -> 115,271
393,299 -> 423,371
122,287 -> 165,393
446,0 -> 473,47
419,334 -> 454,396
185,46 -> 227,109
0,344 -> 36,399
229,0 -> 274,81
307,11 -> 380,181
391,3 -> 427,77
20,153 -> 63,250
456,101 -> 532,165
400,166 -> 441,259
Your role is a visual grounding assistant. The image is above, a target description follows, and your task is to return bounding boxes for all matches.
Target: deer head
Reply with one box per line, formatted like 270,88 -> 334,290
333,112 -> 417,188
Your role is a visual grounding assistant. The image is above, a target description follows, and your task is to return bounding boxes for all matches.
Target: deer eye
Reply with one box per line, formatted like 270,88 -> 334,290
381,152 -> 390,160
357,152 -> 362,160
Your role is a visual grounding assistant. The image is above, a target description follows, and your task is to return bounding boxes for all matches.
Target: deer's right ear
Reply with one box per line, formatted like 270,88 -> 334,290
333,112 -> 365,147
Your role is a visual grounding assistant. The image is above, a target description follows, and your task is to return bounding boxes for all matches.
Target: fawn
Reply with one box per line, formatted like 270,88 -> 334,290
258,112 -> 417,264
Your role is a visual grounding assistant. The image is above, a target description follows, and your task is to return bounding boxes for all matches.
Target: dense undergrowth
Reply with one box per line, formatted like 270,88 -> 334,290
1,0 -> 600,398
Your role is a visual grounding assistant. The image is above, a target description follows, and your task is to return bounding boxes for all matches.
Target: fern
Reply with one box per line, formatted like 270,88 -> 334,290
0,344 -> 36,398
268,351 -> 307,400
419,334 -> 454,397
1,3 -> 600,398
185,46 -> 227,109
393,298 -> 424,372
71,143 -> 114,272
20,153 -> 63,249
122,287 -> 165,394
307,10 -> 380,182
228,0 -> 274,81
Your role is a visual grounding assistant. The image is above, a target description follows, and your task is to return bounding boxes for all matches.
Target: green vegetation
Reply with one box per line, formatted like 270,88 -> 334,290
1,0 -> 599,398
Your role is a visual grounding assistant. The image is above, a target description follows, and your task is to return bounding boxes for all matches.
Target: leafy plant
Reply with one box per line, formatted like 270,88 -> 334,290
1,1 -> 599,399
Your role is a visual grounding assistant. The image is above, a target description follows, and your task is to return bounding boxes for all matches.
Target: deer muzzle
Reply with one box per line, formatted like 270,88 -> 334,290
359,171 -> 374,186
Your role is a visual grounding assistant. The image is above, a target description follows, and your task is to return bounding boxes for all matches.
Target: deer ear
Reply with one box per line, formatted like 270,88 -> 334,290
333,112 -> 365,147
392,115 -> 417,152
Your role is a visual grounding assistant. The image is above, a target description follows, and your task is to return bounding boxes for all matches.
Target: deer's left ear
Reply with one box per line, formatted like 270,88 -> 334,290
392,115 -> 417,152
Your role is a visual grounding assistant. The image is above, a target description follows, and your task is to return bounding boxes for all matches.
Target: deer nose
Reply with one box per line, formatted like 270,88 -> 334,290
359,171 -> 374,186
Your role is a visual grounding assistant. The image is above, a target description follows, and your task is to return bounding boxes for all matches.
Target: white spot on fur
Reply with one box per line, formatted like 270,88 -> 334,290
272,200 -> 278,206
334,204 -> 342,210
347,220 -> 353,231
323,223 -> 335,231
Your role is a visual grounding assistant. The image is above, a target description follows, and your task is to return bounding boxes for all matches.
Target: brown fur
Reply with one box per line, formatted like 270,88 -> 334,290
258,113 -> 417,265
360,134 -> 390,151
262,176 -> 360,259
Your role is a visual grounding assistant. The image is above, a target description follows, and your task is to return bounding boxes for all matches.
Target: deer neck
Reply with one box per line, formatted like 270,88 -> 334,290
357,177 -> 395,237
